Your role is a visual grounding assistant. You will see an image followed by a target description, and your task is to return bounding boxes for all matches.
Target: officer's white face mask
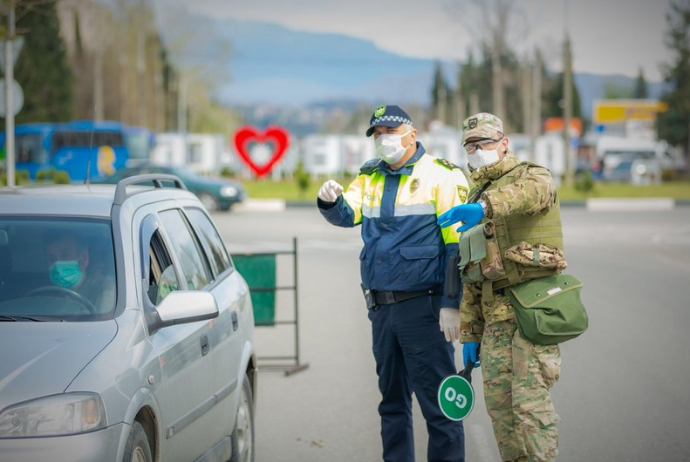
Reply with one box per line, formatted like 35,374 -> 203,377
467,148 -> 501,169
375,130 -> 413,165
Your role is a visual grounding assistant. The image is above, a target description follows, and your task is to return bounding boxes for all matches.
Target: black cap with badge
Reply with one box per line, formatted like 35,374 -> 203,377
365,105 -> 413,137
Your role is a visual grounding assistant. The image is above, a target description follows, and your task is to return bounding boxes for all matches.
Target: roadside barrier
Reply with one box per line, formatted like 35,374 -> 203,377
231,237 -> 309,376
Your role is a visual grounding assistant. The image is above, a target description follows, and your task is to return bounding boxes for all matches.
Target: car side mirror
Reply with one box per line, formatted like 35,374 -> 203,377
153,291 -> 218,330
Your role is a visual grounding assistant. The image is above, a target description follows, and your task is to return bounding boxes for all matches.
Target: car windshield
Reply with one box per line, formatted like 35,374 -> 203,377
0,217 -> 117,321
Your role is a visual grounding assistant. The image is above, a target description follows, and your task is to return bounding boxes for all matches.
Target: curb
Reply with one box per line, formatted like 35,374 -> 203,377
234,199 -> 286,212
585,197 -> 678,211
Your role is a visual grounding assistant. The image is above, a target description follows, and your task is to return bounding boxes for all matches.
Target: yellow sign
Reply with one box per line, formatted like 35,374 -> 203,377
593,99 -> 668,124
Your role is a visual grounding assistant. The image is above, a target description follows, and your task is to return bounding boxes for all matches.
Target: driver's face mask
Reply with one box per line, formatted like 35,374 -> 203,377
49,261 -> 83,288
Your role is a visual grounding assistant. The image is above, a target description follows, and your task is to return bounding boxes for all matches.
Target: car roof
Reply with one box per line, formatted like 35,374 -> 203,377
0,177 -> 195,217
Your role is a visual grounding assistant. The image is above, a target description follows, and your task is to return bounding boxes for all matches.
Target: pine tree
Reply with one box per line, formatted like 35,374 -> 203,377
633,67 -> 648,99
541,71 -> 582,121
9,1 -> 74,123
656,0 -> 690,162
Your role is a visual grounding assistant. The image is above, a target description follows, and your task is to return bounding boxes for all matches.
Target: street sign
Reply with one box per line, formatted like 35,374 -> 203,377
0,37 -> 24,73
592,99 -> 668,125
438,373 -> 475,421
0,79 -> 24,117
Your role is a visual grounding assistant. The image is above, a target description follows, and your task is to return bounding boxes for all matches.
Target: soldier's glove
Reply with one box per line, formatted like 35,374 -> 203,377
437,203 -> 485,232
317,180 -> 344,203
439,307 -> 460,342
462,341 -> 481,368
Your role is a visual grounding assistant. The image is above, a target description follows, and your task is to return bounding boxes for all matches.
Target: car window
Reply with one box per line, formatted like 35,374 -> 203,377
159,209 -> 210,290
0,217 -> 116,319
185,208 -> 232,276
146,229 -> 180,305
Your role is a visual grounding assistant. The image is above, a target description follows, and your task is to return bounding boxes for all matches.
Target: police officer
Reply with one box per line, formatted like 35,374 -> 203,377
317,105 -> 469,462
437,113 -> 565,462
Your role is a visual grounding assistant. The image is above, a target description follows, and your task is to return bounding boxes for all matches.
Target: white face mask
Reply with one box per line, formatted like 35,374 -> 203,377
467,148 -> 501,169
375,130 -> 412,164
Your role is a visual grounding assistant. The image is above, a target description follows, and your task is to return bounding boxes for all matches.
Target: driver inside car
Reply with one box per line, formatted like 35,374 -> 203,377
43,231 -> 116,313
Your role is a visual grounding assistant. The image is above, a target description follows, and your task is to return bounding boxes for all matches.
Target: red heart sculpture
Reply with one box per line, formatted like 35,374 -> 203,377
233,125 -> 290,177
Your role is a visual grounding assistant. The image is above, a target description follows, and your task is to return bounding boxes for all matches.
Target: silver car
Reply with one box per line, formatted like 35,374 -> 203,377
0,174 -> 256,462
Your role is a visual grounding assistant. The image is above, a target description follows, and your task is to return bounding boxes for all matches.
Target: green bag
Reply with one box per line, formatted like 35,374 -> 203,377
508,274 -> 588,346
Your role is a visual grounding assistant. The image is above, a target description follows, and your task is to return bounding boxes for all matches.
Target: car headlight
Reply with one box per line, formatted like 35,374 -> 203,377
220,186 -> 238,197
0,393 -> 106,438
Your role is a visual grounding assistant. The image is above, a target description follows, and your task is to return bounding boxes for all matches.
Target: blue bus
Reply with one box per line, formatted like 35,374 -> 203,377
0,120 -> 135,181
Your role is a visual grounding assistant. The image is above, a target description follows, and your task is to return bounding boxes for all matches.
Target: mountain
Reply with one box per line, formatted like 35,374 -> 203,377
163,12 -> 666,124
184,15 -> 439,107
574,73 -> 668,119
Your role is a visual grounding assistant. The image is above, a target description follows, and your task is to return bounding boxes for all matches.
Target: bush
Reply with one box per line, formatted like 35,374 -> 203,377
574,170 -> 595,195
0,169 -> 30,185
220,166 -> 236,178
294,161 -> 310,199
36,169 -> 71,184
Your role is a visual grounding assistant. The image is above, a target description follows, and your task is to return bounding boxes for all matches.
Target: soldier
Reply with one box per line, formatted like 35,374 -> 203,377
437,113 -> 566,462
317,105 -> 469,462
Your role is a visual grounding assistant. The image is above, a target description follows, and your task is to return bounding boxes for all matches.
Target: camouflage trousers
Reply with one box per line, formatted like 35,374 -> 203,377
481,319 -> 561,462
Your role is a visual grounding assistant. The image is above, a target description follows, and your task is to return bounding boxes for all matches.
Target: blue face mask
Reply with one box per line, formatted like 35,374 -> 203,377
49,261 -> 83,288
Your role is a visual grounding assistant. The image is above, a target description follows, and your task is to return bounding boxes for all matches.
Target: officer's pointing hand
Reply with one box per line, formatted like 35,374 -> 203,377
437,203 -> 484,232
318,180 -> 344,203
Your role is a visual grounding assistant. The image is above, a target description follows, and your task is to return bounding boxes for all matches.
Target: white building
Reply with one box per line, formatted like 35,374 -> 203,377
151,133 -> 227,174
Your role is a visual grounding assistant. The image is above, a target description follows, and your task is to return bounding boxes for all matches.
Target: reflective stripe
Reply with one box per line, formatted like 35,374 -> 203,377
395,203 -> 436,217
363,204 -> 381,218
363,203 -> 436,218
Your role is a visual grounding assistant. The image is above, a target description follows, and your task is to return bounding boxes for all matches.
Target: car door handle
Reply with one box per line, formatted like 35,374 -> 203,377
200,334 -> 210,356
231,311 -> 239,331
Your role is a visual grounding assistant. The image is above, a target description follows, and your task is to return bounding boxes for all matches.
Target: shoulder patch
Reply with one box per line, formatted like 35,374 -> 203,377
359,158 -> 380,175
457,185 -> 469,204
435,158 -> 461,170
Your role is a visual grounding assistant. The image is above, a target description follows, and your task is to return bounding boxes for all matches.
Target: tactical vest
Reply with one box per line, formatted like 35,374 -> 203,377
459,162 -> 564,300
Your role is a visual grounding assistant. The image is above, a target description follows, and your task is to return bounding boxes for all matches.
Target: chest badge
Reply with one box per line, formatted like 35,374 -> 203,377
409,178 -> 420,194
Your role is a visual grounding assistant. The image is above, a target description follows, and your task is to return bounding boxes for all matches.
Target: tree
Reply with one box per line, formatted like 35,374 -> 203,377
656,0 -> 690,164
633,67 -> 648,99
430,61 -> 450,124
3,1 -> 74,123
542,71 -> 582,121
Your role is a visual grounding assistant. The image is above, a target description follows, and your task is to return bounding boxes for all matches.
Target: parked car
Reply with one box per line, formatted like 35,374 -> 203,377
0,174 -> 256,462
92,164 -> 246,212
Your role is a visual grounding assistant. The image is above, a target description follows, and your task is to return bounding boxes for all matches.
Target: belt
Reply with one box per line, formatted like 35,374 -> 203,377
372,289 -> 437,305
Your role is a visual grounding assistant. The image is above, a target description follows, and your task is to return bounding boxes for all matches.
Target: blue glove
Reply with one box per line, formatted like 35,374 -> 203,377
437,203 -> 484,232
462,341 -> 480,368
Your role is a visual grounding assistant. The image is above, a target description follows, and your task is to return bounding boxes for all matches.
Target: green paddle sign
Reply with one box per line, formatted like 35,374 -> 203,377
438,374 -> 474,421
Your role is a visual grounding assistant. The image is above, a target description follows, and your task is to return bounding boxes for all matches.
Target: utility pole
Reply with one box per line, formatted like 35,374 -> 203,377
521,60 -> 531,134
562,33 -> 574,186
177,74 -> 186,132
531,48 -> 542,162
4,3 -> 15,187
137,0 -> 147,127
491,27 -> 506,125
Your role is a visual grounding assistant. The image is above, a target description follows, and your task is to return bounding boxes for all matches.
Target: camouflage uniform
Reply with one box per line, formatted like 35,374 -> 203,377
459,113 -> 563,462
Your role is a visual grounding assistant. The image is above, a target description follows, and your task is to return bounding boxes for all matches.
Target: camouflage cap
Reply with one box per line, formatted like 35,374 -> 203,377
461,112 -> 504,144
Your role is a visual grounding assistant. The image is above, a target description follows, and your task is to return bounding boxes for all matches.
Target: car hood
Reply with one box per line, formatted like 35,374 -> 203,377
0,321 -> 117,410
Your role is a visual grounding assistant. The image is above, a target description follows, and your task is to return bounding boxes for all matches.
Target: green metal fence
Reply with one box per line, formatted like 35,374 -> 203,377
231,237 -> 308,376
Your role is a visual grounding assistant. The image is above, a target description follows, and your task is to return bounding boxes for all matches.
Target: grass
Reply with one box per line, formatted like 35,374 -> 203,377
240,178 -> 690,202
558,181 -> 690,201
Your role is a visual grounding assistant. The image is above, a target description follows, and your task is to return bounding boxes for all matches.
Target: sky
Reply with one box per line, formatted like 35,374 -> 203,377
188,0 -> 673,82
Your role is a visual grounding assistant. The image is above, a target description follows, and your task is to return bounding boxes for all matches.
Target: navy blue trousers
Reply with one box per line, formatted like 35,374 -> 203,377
368,294 -> 465,462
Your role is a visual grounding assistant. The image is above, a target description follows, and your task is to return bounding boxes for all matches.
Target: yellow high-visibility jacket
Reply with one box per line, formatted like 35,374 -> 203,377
318,143 -> 469,307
